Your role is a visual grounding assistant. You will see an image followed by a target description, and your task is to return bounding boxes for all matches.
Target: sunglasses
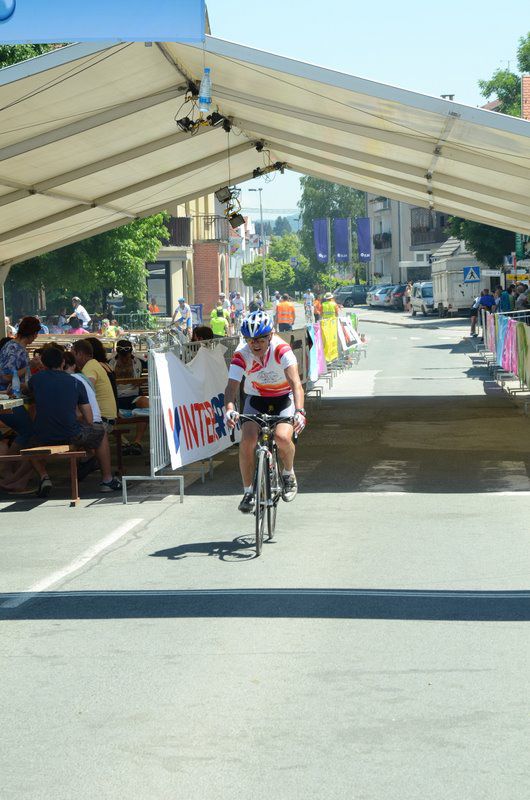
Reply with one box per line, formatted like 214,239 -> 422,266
245,336 -> 269,344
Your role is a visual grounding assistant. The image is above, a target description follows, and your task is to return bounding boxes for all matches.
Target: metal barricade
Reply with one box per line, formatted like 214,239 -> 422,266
121,334 -> 242,504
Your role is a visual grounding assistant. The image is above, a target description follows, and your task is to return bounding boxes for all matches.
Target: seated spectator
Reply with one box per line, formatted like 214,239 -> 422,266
73,339 -> 118,434
191,325 -> 214,342
37,316 -> 49,334
4,316 -> 16,336
48,316 -> 64,335
69,316 -> 86,335
57,308 -> 68,329
108,340 -> 149,456
0,316 -> 40,454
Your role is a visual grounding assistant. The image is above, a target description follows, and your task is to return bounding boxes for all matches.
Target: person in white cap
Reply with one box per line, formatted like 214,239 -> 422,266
69,296 -> 91,329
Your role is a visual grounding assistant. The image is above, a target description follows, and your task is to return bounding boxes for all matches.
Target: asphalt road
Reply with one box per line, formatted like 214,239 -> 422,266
1,319 -> 529,800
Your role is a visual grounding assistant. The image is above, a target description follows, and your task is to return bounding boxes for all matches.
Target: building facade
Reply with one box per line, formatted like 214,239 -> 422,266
367,194 -> 449,284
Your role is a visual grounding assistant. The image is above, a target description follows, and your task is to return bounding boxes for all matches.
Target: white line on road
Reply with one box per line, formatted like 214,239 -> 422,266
2,518 -> 144,610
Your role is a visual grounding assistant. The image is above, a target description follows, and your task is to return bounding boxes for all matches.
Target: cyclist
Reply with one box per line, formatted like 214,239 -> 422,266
303,288 -> 315,323
224,310 -> 306,513
231,292 -> 246,332
171,297 -> 192,338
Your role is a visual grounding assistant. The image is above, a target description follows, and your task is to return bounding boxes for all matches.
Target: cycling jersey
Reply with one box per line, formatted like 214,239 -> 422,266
232,297 -> 245,313
228,334 -> 297,397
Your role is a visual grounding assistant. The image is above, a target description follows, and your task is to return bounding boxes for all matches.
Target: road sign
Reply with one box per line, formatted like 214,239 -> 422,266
463,266 -> 481,282
481,269 -> 502,277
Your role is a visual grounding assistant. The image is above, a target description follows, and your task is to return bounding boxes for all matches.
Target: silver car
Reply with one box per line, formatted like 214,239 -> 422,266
369,285 -> 395,307
410,281 -> 434,316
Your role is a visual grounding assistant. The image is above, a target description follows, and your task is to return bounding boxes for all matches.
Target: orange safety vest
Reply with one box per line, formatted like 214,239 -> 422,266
276,301 -> 295,325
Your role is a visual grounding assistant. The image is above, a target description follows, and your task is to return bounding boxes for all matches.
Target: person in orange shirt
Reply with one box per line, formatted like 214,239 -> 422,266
274,294 -> 296,331
313,296 -> 323,322
148,297 -> 160,314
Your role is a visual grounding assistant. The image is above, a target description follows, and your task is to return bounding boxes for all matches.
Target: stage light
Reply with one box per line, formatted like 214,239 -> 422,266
215,186 -> 233,204
229,213 -> 245,229
176,116 -> 194,133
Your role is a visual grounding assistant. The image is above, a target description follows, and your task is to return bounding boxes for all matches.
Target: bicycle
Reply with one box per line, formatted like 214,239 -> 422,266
235,413 -> 294,556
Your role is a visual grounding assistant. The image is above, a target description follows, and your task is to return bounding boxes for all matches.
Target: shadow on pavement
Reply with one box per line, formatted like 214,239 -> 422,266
150,536 -> 257,562
1,588 -> 528,622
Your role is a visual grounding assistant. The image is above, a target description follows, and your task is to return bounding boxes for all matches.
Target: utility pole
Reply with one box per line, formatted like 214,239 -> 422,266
249,187 -> 267,302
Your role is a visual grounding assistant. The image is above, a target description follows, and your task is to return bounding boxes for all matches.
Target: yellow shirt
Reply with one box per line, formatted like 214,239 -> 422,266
82,359 -> 117,419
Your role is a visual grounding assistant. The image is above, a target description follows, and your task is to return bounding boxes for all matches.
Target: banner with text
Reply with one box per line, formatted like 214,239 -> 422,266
154,345 -> 238,470
356,217 -> 371,262
0,0 -> 205,43
333,218 -> 350,263
313,218 -> 329,264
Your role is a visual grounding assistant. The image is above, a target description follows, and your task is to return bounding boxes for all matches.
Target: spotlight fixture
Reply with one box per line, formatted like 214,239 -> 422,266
176,116 -> 195,133
215,186 -> 233,204
252,167 -> 264,179
229,212 -> 245,229
274,161 -> 287,175
255,141 -> 265,152
208,111 -> 224,126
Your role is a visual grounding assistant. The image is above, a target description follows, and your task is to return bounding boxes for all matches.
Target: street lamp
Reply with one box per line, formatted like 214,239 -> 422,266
249,187 -> 267,303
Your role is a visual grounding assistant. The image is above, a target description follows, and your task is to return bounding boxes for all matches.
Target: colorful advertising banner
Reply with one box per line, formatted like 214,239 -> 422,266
313,218 -> 329,264
0,0 -> 205,43
229,235 -> 243,258
313,323 -> 327,375
321,318 -> 338,362
154,345 -> 238,470
333,218 -> 350,263
356,217 -> 371,262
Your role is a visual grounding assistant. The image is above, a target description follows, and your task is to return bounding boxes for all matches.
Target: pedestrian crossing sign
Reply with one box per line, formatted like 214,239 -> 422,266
463,266 -> 481,282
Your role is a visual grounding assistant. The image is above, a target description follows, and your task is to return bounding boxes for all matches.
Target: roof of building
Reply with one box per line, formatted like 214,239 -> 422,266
0,36 -> 529,268
431,237 -> 465,260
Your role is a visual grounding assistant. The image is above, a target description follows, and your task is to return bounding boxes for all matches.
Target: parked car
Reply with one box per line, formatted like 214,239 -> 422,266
333,284 -> 368,307
366,284 -> 392,305
390,284 -> 407,310
410,281 -> 435,316
370,285 -> 395,307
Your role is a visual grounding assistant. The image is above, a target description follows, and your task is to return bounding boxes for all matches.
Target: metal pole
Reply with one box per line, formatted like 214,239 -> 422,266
259,189 -> 267,302
249,187 -> 267,303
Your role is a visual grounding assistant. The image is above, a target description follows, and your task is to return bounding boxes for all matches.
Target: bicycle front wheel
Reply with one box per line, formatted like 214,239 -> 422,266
254,449 -> 269,556
267,451 -> 280,540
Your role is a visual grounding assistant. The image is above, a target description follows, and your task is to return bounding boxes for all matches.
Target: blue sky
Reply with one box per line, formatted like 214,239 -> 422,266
0,0 -> 204,42
208,0 -> 529,213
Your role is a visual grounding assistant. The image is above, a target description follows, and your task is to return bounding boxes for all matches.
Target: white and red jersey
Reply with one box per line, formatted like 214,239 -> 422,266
228,334 -> 297,397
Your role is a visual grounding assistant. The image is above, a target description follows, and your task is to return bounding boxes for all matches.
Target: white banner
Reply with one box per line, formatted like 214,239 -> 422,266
154,345 -> 239,470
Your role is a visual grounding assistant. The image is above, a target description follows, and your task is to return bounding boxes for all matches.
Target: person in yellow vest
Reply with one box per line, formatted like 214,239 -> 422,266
321,292 -> 339,319
275,293 -> 296,332
210,307 -> 230,338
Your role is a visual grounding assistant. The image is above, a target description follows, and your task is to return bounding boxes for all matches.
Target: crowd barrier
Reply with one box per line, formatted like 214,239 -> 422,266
122,316 -> 366,504
477,308 -> 530,399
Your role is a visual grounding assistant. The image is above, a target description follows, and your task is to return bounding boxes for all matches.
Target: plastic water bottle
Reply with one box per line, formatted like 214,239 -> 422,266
11,370 -> 21,398
198,67 -> 212,115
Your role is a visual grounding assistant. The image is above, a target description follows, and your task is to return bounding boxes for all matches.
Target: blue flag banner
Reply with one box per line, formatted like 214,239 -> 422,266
356,217 -> 371,262
313,218 -> 329,264
333,218 -> 350,263
0,0 -> 205,43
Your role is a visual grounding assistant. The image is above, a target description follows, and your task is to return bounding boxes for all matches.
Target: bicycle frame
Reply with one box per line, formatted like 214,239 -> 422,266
237,413 -> 294,555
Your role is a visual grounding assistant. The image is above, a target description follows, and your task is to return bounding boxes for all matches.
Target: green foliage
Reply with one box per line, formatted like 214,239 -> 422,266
0,44 -> 59,69
242,258 -> 295,294
447,218 -> 514,268
298,178 -> 366,288
6,215 -> 169,313
255,220 -> 273,237
478,69 -> 521,116
517,32 -> 530,72
272,215 -> 292,236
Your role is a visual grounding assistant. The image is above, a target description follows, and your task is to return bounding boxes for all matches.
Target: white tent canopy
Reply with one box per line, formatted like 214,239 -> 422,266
1,35 -> 530,268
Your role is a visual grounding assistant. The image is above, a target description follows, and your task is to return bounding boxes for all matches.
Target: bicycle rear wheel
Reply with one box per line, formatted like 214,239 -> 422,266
254,449 -> 268,556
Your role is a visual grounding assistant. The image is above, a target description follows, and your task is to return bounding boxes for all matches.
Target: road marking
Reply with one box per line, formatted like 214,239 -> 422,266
2,518 -> 143,610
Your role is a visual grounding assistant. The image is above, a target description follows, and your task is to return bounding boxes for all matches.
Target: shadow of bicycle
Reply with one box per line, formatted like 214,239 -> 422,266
149,535 -> 266,562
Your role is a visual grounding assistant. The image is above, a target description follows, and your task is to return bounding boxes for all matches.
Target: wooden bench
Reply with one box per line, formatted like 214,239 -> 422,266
0,445 -> 86,507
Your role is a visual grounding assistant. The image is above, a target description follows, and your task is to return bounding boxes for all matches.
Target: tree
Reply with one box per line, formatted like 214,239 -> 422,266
272,216 -> 292,236
298,178 -> 366,285
477,32 -> 530,116
6,215 -> 169,316
447,218 -> 514,268
241,258 -> 294,294
0,44 -> 59,69
255,220 -> 273,237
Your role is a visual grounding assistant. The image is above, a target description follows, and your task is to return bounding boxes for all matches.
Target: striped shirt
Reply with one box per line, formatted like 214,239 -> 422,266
228,335 -> 297,397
